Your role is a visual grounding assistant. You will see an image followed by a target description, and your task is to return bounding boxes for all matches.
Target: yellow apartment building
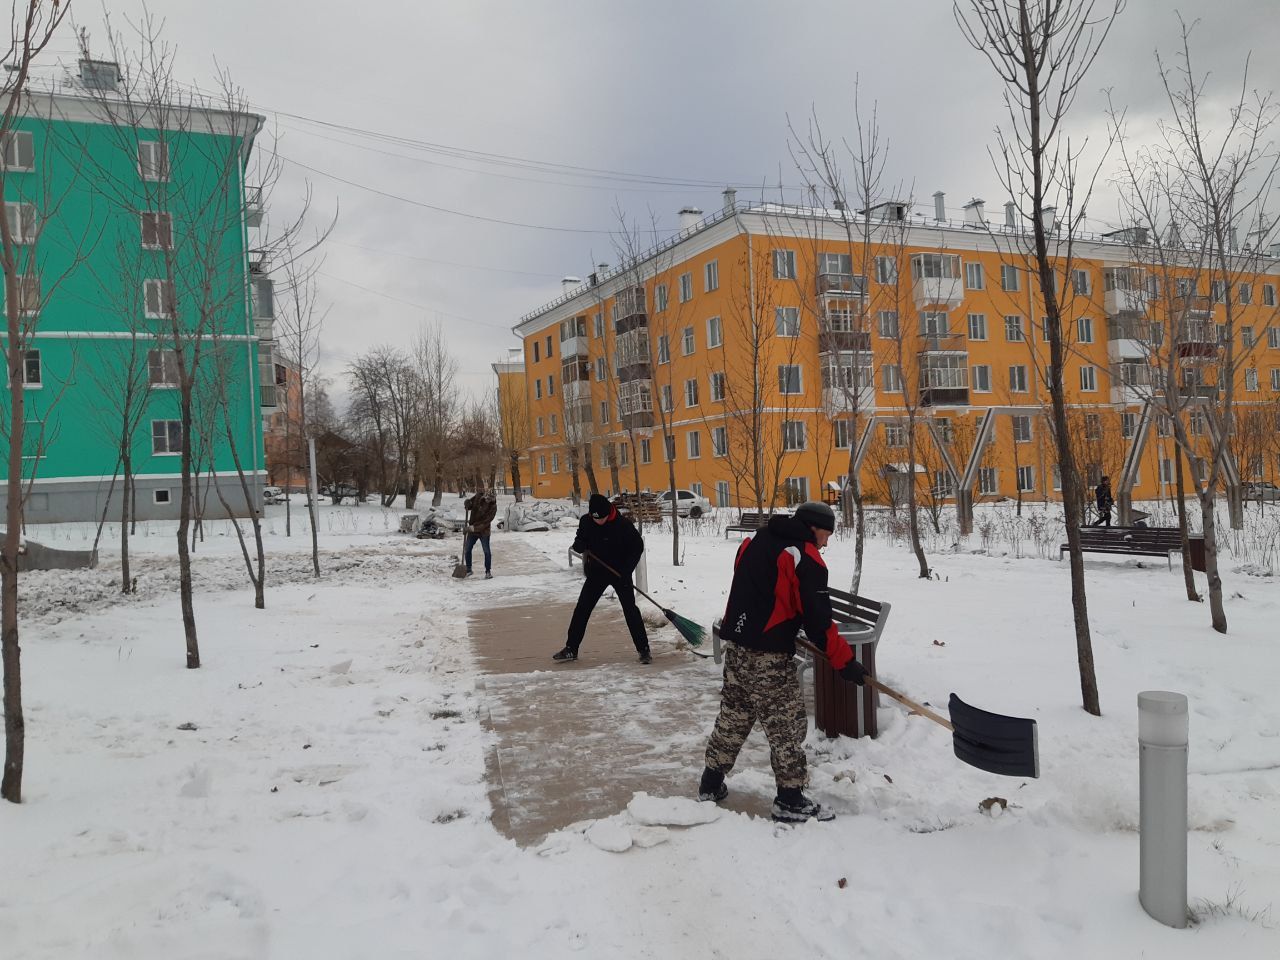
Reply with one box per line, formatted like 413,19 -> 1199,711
509,195 -> 1280,524
492,356 -> 533,496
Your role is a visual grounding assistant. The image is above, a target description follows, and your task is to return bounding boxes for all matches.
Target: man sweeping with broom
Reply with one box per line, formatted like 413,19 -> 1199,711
698,501 -> 866,823
552,494 -> 651,664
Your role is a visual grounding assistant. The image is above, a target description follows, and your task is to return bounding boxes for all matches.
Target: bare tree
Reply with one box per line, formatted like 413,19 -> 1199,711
347,345 -> 417,506
412,326 -> 458,507
494,354 -> 530,501
956,0 -> 1124,715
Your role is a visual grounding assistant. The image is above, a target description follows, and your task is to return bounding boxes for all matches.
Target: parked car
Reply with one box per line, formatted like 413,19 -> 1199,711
262,485 -> 285,505
1244,481 -> 1280,502
322,482 -> 363,502
655,488 -> 712,518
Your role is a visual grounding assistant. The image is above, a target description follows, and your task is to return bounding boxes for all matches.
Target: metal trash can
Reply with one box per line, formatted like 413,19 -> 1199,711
1187,535 -> 1206,573
809,622 -> 879,739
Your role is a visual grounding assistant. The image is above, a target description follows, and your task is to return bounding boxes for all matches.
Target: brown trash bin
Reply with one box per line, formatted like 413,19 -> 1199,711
1187,534 -> 1206,573
810,624 -> 879,739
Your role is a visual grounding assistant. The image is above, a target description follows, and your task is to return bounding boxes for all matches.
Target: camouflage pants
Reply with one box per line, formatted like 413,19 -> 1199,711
704,643 -> 807,790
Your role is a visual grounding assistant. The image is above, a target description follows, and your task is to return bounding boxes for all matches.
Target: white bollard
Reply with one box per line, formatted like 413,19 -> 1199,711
1138,690 -> 1189,929
635,545 -> 649,595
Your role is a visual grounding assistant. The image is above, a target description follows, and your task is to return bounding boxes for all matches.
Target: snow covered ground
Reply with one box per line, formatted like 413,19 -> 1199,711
2,498 -> 1278,958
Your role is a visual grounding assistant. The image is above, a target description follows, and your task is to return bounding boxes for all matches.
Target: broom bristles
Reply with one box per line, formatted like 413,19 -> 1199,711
664,609 -> 706,647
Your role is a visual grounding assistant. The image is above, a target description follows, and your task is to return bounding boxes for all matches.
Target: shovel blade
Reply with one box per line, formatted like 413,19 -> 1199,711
452,560 -> 468,579
949,694 -> 1039,779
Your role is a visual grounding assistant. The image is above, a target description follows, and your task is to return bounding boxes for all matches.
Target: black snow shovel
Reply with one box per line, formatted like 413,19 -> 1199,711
451,507 -> 471,579
796,637 -> 1039,778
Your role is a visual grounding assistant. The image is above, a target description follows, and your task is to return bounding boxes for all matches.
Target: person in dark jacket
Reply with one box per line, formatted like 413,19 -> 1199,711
698,501 -> 864,823
463,488 -> 498,578
553,493 -> 650,663
1092,476 -> 1114,527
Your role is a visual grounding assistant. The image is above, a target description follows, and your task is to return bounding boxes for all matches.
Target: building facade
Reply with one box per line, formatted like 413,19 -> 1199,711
0,67 -> 272,522
510,197 -> 1280,517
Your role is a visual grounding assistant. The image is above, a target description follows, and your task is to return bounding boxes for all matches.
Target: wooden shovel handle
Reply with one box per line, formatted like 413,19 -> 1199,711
796,636 -> 954,732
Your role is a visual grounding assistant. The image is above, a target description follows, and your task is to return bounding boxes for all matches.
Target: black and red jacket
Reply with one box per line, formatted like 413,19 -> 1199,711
721,515 -> 853,670
571,507 -> 645,579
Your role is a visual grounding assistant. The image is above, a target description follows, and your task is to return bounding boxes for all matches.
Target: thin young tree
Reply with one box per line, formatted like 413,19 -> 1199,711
956,0 -> 1125,715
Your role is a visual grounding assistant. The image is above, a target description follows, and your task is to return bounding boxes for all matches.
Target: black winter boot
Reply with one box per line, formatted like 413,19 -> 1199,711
638,648 -> 652,664
772,787 -> 835,823
698,767 -> 728,803
551,646 -> 578,662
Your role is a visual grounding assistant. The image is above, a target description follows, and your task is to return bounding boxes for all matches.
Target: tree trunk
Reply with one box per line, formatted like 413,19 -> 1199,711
177,391 -> 200,669
2,315 -> 26,802
905,431 -> 929,579
609,457 -> 621,496
1199,490 -> 1227,632
582,441 -> 600,496
431,455 -> 444,507
569,453 -> 582,505
1174,446 -> 1200,601
121,455 -> 133,594
509,452 -> 523,502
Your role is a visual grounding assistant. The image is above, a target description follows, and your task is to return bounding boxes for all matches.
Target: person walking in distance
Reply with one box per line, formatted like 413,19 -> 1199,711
553,493 -> 651,664
463,487 -> 498,578
697,501 -> 865,823
1092,476 -> 1114,527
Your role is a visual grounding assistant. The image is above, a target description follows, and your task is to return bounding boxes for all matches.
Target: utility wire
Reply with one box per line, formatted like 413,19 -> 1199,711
317,270 -> 515,333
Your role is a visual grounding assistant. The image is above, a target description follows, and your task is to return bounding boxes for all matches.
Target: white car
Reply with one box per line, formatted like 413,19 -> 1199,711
262,485 -> 285,505
655,489 -> 712,518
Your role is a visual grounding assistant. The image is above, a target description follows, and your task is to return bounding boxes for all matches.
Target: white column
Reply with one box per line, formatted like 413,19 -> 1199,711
1138,690 -> 1189,929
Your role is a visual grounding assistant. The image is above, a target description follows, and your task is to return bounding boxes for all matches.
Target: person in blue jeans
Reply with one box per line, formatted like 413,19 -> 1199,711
463,488 -> 498,578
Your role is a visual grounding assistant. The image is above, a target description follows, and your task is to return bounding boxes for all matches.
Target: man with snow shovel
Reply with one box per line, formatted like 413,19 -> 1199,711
698,501 -> 866,823
552,493 -> 651,664
462,488 -> 498,578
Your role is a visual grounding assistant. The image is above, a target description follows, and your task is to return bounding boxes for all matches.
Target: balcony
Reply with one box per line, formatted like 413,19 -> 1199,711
816,272 -> 867,297
255,318 -> 275,342
1174,294 -> 1212,320
1177,383 -> 1218,401
1103,287 -> 1147,316
562,378 -> 590,403
260,383 -> 278,408
560,332 -> 588,358
912,276 -> 964,309
917,353 -> 970,407
1110,362 -> 1153,404
817,323 -> 871,352
1175,319 -> 1219,359
245,185 -> 264,228
822,383 -> 875,412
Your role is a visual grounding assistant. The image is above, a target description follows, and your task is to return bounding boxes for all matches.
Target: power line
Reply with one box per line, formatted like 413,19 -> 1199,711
316,270 -> 516,334
327,240 -> 564,279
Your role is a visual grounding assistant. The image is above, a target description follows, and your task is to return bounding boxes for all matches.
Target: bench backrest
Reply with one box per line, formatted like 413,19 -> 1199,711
1077,526 -> 1181,548
828,587 -> 885,629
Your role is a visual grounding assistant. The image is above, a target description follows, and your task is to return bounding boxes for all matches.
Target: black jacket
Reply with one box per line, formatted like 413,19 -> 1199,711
721,515 -> 853,670
571,507 -> 644,579
465,493 -> 498,535
1095,483 -> 1114,511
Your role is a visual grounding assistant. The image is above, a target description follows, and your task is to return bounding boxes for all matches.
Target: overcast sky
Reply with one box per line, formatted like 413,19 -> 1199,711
46,1 -> 1280,405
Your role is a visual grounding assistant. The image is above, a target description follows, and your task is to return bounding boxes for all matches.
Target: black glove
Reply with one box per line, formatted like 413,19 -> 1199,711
840,660 -> 868,686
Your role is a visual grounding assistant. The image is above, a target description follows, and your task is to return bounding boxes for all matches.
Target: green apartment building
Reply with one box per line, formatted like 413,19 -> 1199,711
1,61 -> 274,523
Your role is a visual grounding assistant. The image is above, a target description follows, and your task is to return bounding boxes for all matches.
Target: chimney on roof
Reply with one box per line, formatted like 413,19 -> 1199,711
1229,227 -> 1239,252
933,191 -> 946,222
678,206 -> 703,232
964,198 -> 986,227
721,188 -> 737,214
561,276 -> 581,296
1005,202 -> 1017,229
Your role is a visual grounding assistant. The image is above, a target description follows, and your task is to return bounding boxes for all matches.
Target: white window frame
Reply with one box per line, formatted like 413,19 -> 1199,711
704,259 -> 719,292
549,413 -> 558,434
538,455 -> 546,474
712,426 -> 728,458
875,256 -> 898,285
2,130 -> 34,171
1079,365 -> 1098,392
534,379 -> 542,400
1004,315 -> 1024,342
1072,269 -> 1091,296
1012,415 -> 1033,443
778,364 -> 802,395
1016,465 -> 1035,492
773,249 -> 796,280
883,364 -> 903,393
1001,264 -> 1020,292
716,479 -> 731,506
967,313 -> 987,341
660,384 -> 673,413
678,272 -> 693,303
833,419 -> 852,449
148,348 -> 180,387
655,284 -> 668,312
710,371 -> 726,402
971,364 -> 991,392
657,335 -> 670,364
782,420 -> 807,452
153,488 -> 172,505
599,401 -> 609,424
1263,284 -> 1276,307
877,310 -> 899,339
1271,368 -> 1280,392
775,306 -> 800,337
594,313 -> 604,338
144,278 -> 175,319
1009,364 -> 1029,393
684,377 -> 699,407
1077,317 -> 1094,344
978,466 -> 998,496
687,430 -> 702,459
884,423 -> 906,447
5,201 -> 36,244
151,418 -> 183,455
138,140 -> 169,182
964,261 -> 984,290
596,357 -> 606,380
1121,412 -> 1137,438
551,453 -> 560,473
141,211 -> 173,250
19,348 -> 41,388
707,315 -> 723,348
682,325 -> 695,356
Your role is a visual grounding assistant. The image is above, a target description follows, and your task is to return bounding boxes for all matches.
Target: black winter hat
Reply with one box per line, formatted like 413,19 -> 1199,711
794,500 -> 836,532
589,493 -> 612,518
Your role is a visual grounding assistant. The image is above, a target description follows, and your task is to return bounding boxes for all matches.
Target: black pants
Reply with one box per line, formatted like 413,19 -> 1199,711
1092,508 -> 1112,527
566,573 -> 649,654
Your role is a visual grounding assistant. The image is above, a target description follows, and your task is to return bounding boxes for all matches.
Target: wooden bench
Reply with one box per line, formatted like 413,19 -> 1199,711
712,587 -> 890,738
1061,526 -> 1182,569
724,511 -> 787,538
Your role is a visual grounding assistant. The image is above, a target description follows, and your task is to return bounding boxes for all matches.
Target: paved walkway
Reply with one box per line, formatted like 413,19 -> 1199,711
469,540 -> 776,846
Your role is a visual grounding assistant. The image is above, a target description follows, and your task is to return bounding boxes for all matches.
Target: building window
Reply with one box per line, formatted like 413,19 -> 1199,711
685,378 -> 699,407
876,257 -> 898,285
4,201 -> 36,244
964,261 -> 984,290
704,260 -> 719,292
1079,365 -> 1097,391
775,306 -> 800,337
919,311 -> 949,336
144,278 -> 175,319
884,423 -> 906,447
1012,415 -> 1033,443
550,413 -> 559,434
534,379 -> 542,400
654,284 -> 668,312
971,364 -> 991,392
547,375 -> 554,397
537,455 -> 545,474
1077,317 -> 1094,344
532,341 -> 540,363
664,434 -> 676,462
1244,367 -> 1258,392
1004,315 -> 1024,341
833,419 -> 852,449
1001,264 -> 1020,292
883,364 -> 903,392
1176,277 -> 1194,297
620,442 -> 629,466
1084,413 -> 1101,441
682,326 -> 695,355
551,453 -> 560,473
1016,465 -> 1035,492
151,419 -> 183,455
599,401 -> 609,424
707,315 -> 722,348
774,249 -> 796,279
141,211 -> 173,249
687,431 -> 702,458
148,349 -> 180,386
1121,412 -> 1137,438
18,349 -> 40,387
657,335 -> 670,363
1271,368 -> 1280,392
138,140 -> 169,181
782,420 -> 807,451
1242,326 -> 1254,348
1009,364 -> 1029,393
967,313 -> 987,341
1211,279 -> 1226,303
710,371 -> 726,401
978,466 -> 998,496
1159,458 -> 1173,483
712,426 -> 728,457
1189,410 -> 1205,436
596,357 -> 606,380
1072,269 -> 1091,295
678,272 -> 693,303
1238,282 -> 1252,305
153,488 -> 171,505
1269,327 -> 1280,349
536,417 -> 545,437
1,130 -> 34,170
594,313 -> 604,338
660,384 -> 673,412
778,364 -> 802,395
877,310 -> 899,338
784,476 -> 810,505
1263,284 -> 1276,307
716,480 -> 731,506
